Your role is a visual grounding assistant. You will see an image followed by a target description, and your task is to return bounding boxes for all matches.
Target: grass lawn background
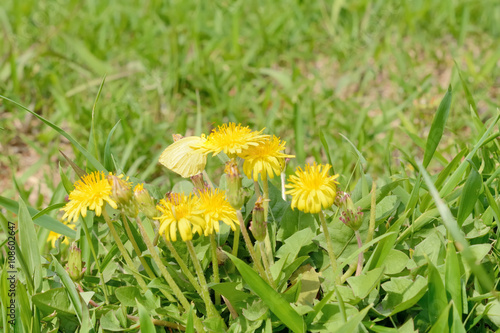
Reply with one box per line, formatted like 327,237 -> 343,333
1,0 -> 499,206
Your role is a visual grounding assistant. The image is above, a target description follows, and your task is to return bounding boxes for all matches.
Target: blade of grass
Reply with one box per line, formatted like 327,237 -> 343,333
0,95 -> 106,172
137,300 -> 156,333
104,120 -> 121,171
0,196 -> 76,238
456,161 -> 482,227
18,198 -> 42,293
423,85 -> 452,168
226,252 -> 305,333
418,160 -> 494,291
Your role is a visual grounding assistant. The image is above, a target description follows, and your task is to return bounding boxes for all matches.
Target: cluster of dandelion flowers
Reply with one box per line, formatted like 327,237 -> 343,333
156,193 -> 206,242
241,136 -> 295,181
192,123 -> 269,158
159,135 -> 208,178
61,171 -> 118,223
285,163 -> 339,214
198,189 -> 239,236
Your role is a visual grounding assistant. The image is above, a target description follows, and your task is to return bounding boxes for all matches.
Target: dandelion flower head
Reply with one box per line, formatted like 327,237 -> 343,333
193,123 -> 269,158
241,136 -> 295,181
155,193 -> 206,242
198,188 -> 239,236
285,163 -> 339,214
61,171 -> 118,223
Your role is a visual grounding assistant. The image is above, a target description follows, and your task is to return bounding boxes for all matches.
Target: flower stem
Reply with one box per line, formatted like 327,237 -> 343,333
366,181 -> 377,243
340,259 -> 357,283
102,210 -> 149,292
163,237 -> 203,296
120,214 -> 156,278
80,214 -> 109,303
261,175 -> 274,265
355,230 -> 363,276
135,219 -> 205,333
209,233 -> 221,305
258,241 -> 276,289
185,240 -> 222,322
236,210 -> 271,285
318,210 -> 340,284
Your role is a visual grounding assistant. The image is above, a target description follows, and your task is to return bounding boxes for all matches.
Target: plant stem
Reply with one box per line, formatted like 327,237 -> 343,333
80,214 -> 109,304
261,175 -> 274,265
366,181 -> 376,243
120,214 -> 156,278
163,237 -> 203,296
258,241 -> 275,289
340,259 -> 357,283
209,233 -> 221,305
135,219 -> 205,333
101,210 -> 149,292
236,210 -> 271,285
318,210 -> 340,284
355,230 -> 363,276
185,240 -> 221,322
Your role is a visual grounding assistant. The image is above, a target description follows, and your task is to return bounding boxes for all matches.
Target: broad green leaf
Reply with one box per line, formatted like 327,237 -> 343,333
383,250 -> 409,275
115,286 -> 158,311
186,306 -> 194,333
423,86 -> 452,167
0,95 -> 106,172
428,303 -> 451,333
333,304 -> 372,333
450,302 -> 467,333
32,288 -> 75,316
211,282 -> 253,313
457,163 -> 482,227
0,196 -> 76,238
137,300 -> 155,333
427,258 -> 448,325
445,242 -> 463,315
379,276 -> 427,316
226,253 -> 304,333
346,267 -> 384,299
18,198 -> 42,292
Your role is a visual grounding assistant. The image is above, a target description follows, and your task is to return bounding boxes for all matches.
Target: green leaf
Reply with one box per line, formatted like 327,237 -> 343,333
383,250 -> 409,275
339,133 -> 367,169
423,86 -> 452,167
0,196 -> 76,238
115,286 -> 158,311
428,303 -> 451,333
346,268 -> 384,299
456,162 -> 482,227
32,288 -> 76,316
427,258 -> 448,325
445,242 -> 463,315
379,276 -> 427,316
418,161 -> 494,291
226,252 -> 305,333
137,300 -> 156,333
0,95 -> 106,172
18,198 -> 42,292
104,120 -> 121,171
50,255 -> 85,324
333,304 -> 372,333
59,162 -> 74,194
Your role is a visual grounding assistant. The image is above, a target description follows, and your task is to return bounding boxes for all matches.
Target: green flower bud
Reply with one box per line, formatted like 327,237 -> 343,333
336,191 -> 364,231
224,160 -> 245,210
67,242 -> 84,282
133,183 -> 158,219
250,196 -> 267,242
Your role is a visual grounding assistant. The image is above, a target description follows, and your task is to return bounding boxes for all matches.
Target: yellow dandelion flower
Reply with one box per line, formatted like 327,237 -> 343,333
198,189 -> 239,236
193,123 -> 269,158
47,221 -> 76,247
285,163 -> 339,214
61,171 -> 118,223
241,136 -> 295,181
155,193 -> 206,242
159,136 -> 208,178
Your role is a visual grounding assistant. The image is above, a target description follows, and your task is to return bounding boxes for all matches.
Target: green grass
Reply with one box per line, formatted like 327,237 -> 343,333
1,0 -> 500,332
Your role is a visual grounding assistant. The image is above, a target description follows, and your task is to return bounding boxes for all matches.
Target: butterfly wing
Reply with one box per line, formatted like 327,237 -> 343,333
159,136 -> 207,178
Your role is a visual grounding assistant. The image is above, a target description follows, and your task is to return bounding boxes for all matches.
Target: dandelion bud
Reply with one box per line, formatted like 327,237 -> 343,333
250,196 -> 267,242
190,173 -> 206,190
336,192 -> 363,231
224,160 -> 245,210
133,184 -> 158,219
67,242 -> 85,282
108,174 -> 138,216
